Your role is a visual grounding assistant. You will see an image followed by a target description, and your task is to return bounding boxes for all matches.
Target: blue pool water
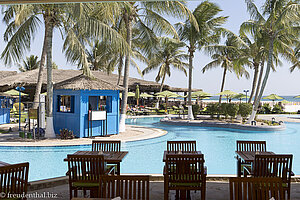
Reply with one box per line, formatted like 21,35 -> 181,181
0,117 -> 299,181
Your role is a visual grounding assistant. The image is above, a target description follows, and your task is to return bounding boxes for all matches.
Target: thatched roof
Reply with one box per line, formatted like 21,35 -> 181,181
54,74 -> 123,91
0,71 -> 17,80
0,69 -> 199,93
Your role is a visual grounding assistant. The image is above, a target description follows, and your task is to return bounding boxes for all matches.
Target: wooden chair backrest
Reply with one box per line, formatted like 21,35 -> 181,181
165,154 -> 205,185
237,140 -> 267,152
0,162 -> 29,198
253,154 -> 293,186
167,141 -> 196,152
100,175 -> 150,200
67,154 -> 105,183
92,140 -> 121,152
229,177 -> 285,200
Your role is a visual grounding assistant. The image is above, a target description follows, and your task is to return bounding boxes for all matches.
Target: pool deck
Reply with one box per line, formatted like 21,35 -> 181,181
27,178 -> 300,200
0,123 -> 167,146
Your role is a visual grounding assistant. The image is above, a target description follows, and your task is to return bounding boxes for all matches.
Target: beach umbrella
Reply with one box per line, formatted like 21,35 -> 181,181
119,92 -> 135,99
263,94 -> 284,101
189,91 -> 212,104
232,93 -> 246,103
280,100 -> 291,104
135,85 -> 140,106
263,94 -> 284,106
140,93 -> 154,98
216,90 -> 237,103
4,89 -> 28,97
294,95 -> 300,98
155,90 -> 182,107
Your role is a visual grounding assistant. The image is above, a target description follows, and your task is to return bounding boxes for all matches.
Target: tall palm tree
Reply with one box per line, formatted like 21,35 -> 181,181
202,36 -> 250,103
142,37 -> 188,93
176,1 -> 227,120
118,1 -> 197,132
243,0 -> 300,124
18,55 -> 40,72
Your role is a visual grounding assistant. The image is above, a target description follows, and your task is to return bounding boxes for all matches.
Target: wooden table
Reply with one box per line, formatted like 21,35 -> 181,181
163,151 -> 202,162
235,151 -> 275,177
64,151 -> 128,175
0,161 -> 9,167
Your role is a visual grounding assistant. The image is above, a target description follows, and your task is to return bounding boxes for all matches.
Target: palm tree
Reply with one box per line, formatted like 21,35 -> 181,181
202,36 -> 250,103
18,55 -> 40,72
118,1 -> 198,132
244,0 -> 300,124
142,37 -> 188,93
176,1 -> 227,120
290,44 -> 300,72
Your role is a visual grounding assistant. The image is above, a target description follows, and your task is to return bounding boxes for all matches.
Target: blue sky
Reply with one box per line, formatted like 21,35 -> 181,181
0,0 -> 299,95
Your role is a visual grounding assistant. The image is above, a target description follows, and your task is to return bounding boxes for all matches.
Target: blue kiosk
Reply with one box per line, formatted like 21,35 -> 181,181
53,74 -> 123,138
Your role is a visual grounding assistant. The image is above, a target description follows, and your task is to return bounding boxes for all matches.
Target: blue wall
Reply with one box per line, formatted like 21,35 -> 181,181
0,108 -> 10,125
53,89 -> 119,138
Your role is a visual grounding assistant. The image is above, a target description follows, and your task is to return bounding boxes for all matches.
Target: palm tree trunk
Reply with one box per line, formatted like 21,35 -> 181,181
253,60 -> 265,106
119,11 -> 132,132
248,63 -> 259,103
117,54 -> 123,85
247,37 -> 274,123
187,48 -> 194,120
44,15 -> 56,138
218,67 -> 227,103
32,26 -> 48,109
159,72 -> 166,93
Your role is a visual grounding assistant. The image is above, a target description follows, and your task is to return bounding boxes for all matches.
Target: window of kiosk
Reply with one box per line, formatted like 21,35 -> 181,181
57,95 -> 74,113
89,96 -> 112,113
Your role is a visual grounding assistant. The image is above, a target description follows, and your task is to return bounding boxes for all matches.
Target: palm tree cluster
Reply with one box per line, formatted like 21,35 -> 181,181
1,0 -> 299,134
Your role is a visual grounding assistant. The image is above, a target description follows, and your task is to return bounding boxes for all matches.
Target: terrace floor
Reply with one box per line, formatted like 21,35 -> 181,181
28,181 -> 300,200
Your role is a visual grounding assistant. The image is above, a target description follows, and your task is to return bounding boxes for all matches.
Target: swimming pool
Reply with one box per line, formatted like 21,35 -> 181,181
0,117 -> 299,181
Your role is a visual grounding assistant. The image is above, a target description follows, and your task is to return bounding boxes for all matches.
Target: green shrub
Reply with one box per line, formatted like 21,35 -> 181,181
259,103 -> 272,114
206,103 -> 219,118
227,103 -> 239,120
238,103 -> 252,119
192,104 -> 200,118
272,104 -> 283,114
219,103 -> 229,118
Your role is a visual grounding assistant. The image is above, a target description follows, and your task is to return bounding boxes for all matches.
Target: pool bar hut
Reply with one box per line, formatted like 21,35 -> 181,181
53,74 -> 123,138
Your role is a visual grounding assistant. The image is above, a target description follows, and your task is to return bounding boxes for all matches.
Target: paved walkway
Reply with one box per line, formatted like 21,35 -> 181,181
28,181 -> 300,200
0,123 -> 166,146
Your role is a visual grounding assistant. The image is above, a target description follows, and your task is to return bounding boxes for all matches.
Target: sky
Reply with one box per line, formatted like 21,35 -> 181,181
0,0 -> 299,96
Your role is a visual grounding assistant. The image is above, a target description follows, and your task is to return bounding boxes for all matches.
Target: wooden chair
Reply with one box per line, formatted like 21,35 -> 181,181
236,141 -> 267,152
67,154 -> 112,199
164,154 -> 206,200
236,141 -> 267,177
253,154 -> 293,200
92,140 -> 121,174
92,140 -> 121,152
229,177 -> 285,200
0,162 -> 29,199
167,141 -> 196,153
99,175 -> 150,200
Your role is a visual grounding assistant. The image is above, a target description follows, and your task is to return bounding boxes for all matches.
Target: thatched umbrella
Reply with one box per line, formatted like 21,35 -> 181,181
4,89 -> 28,97
263,94 -> 284,106
140,93 -> 154,98
216,90 -> 237,103
232,93 -> 247,103
155,90 -> 182,107
294,95 -> 300,99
